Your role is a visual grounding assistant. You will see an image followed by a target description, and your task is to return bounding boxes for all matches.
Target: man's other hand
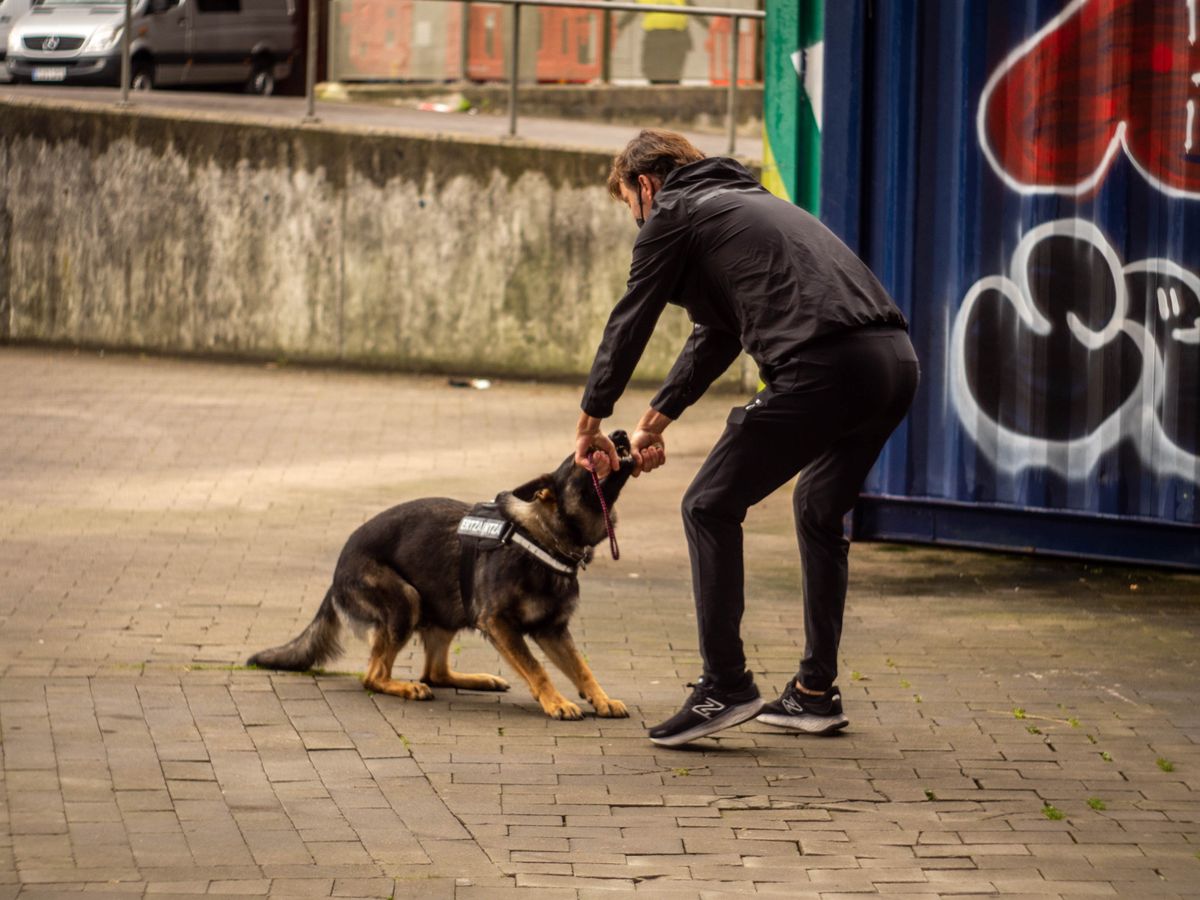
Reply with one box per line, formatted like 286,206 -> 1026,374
630,429 -> 665,477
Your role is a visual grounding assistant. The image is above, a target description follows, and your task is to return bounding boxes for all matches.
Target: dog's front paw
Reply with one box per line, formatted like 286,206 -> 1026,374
542,695 -> 584,720
592,696 -> 629,718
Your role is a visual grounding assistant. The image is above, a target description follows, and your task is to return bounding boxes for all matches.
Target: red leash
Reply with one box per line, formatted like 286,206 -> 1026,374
589,451 -> 620,561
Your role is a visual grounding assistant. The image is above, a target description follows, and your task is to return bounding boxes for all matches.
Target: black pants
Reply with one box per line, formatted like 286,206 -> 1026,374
682,327 -> 919,692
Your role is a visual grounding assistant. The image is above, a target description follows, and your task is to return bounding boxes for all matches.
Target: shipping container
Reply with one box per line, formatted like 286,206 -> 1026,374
820,1 -> 1200,568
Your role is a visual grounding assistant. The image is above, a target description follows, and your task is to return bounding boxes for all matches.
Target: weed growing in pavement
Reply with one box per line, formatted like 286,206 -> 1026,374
1012,707 -> 1027,719
1042,803 -> 1065,820
851,671 -> 863,681
924,789 -> 936,801
1087,797 -> 1106,810
1101,751 -> 1113,762
1067,717 -> 1080,728
899,679 -> 911,689
1157,758 -> 1175,772
1026,725 -> 1042,735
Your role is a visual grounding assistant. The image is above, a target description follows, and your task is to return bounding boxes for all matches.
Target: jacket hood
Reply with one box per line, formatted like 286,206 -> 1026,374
661,157 -> 761,192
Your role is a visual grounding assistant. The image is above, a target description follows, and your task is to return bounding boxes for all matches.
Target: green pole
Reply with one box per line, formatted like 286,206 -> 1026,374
762,0 -> 822,213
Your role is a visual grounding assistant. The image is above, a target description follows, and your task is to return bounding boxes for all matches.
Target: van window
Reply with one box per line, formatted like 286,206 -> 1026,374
196,0 -> 239,11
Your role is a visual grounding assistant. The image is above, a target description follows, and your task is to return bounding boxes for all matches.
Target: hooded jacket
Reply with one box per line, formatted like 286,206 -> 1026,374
581,157 -> 907,420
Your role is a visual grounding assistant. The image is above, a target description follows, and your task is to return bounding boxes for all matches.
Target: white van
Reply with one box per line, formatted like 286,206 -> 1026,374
0,0 -> 37,81
5,0 -> 295,93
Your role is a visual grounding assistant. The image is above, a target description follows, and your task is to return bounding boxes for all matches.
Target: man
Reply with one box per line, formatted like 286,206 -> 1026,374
574,129 -> 918,747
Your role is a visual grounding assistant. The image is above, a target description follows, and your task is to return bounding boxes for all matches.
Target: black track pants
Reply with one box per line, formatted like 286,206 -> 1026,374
681,327 -> 919,692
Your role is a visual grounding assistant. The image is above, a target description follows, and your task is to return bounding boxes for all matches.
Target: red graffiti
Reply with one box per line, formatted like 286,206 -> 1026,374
980,0 -> 1200,197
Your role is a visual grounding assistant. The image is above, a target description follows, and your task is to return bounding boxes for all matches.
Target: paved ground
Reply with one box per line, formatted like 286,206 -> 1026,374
0,86 -> 763,161
0,346 -> 1198,898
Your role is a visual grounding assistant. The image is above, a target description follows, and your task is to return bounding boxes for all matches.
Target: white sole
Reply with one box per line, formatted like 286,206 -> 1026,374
756,711 -> 849,734
648,697 -> 765,747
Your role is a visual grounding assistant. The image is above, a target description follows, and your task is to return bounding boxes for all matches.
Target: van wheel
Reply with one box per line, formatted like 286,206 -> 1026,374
247,60 -> 274,96
130,62 -> 154,91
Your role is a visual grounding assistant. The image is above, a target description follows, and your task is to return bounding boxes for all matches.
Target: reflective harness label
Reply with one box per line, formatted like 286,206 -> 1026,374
457,516 -> 511,541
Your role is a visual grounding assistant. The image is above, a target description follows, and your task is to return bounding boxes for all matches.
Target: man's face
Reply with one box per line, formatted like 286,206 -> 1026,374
618,176 -> 657,228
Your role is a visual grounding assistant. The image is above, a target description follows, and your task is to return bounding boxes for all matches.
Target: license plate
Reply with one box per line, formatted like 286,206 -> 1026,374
32,67 -> 67,82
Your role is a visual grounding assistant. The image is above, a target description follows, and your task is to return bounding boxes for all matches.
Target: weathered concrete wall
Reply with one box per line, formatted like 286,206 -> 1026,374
0,96 -> 745,388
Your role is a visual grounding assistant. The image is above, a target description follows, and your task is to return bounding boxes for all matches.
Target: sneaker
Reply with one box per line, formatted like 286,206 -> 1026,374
757,679 -> 849,734
648,676 -> 764,747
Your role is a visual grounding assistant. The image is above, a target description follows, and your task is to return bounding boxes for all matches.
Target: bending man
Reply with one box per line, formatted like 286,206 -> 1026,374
574,130 -> 919,747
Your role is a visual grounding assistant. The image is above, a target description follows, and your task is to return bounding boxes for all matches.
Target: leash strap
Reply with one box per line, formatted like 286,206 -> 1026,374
589,451 -> 620,562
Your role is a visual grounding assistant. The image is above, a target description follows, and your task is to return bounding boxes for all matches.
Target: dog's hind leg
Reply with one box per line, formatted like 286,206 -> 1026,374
533,629 -> 628,718
355,565 -> 433,701
420,627 -> 510,692
363,629 -> 432,700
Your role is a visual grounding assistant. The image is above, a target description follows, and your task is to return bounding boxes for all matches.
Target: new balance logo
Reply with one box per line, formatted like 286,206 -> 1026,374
691,698 -> 727,719
781,695 -> 807,715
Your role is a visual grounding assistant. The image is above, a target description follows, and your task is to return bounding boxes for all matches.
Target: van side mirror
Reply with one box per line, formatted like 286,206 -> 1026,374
150,0 -> 174,13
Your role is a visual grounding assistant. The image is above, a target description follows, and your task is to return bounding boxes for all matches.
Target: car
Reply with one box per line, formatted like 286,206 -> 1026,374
5,0 -> 295,93
0,0 -> 37,81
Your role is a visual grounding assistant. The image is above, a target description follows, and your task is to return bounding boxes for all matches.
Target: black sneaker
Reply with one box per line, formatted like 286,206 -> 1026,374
648,676 -> 764,747
757,679 -> 849,735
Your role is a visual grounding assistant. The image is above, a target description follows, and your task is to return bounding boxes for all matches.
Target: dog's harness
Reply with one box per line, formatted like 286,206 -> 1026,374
456,501 -> 581,614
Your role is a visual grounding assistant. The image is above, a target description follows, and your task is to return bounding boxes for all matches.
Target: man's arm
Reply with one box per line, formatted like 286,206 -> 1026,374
579,212 -> 691,422
651,323 -> 743,420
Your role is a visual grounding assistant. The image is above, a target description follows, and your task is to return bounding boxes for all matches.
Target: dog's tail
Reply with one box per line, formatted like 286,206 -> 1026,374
247,588 -> 342,672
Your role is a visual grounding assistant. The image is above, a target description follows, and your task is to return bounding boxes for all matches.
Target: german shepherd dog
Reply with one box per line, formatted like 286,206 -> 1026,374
248,432 -> 635,720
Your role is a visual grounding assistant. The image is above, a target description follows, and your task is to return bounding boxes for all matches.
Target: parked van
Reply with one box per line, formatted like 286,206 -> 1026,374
5,0 -> 294,93
0,0 -> 37,81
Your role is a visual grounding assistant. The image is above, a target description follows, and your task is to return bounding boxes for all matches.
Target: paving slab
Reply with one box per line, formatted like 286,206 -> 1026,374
1,346 -> 1198,898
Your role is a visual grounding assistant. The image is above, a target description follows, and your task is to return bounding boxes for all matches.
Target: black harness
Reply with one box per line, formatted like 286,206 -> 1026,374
456,501 -> 582,615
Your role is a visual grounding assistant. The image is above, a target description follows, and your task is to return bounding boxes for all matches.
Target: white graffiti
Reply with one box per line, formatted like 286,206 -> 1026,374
950,218 -> 1200,481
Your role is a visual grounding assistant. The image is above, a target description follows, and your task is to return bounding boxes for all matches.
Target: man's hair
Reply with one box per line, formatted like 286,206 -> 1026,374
607,129 -> 706,200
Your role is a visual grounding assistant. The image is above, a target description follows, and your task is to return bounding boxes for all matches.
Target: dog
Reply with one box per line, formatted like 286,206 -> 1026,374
248,431 -> 635,720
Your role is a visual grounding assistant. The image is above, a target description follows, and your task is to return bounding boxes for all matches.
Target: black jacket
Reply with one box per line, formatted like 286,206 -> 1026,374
581,157 -> 907,419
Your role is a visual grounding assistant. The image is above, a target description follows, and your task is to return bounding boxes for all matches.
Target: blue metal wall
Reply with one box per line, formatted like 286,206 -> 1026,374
825,1 -> 1200,568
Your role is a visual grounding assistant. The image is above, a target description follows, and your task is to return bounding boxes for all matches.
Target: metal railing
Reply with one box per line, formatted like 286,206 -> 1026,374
111,0 -> 765,155
430,0 -> 765,154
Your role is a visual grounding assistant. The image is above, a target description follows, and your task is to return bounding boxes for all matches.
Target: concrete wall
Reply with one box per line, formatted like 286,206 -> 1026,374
0,96 -> 747,390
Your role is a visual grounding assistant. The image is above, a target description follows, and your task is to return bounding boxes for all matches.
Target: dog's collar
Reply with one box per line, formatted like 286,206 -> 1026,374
457,509 -> 580,576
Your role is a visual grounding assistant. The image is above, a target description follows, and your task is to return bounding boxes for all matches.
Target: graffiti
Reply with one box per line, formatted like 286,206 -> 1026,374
950,219 -> 1200,480
978,0 -> 1200,198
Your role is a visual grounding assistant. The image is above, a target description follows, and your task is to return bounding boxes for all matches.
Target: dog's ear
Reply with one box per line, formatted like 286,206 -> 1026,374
534,486 -> 557,507
512,474 -> 554,502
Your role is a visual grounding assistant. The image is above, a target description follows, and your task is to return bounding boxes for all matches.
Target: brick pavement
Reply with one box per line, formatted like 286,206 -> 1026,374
0,346 -> 1197,898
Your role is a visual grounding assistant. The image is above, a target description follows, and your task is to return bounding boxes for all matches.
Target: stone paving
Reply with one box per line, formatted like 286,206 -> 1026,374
0,346 -> 1198,898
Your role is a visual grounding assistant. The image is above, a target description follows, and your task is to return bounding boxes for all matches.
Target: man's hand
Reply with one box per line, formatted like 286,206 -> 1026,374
629,407 -> 673,477
575,412 -> 619,477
